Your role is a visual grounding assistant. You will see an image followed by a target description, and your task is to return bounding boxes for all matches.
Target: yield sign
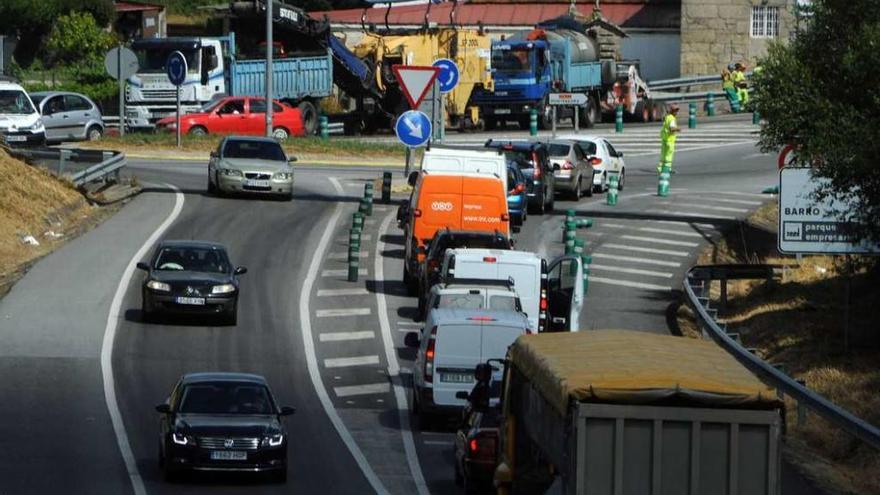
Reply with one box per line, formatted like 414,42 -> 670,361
392,65 -> 440,110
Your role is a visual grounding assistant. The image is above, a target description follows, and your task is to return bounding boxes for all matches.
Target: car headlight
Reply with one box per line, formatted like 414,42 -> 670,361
273,171 -> 292,180
211,283 -> 236,294
262,434 -> 284,447
221,168 -> 243,177
146,280 -> 171,292
171,432 -> 195,446
21,120 -> 44,132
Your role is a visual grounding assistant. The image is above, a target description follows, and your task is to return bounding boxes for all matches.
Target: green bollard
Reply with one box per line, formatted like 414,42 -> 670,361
564,237 -> 575,255
615,104 -> 623,133
657,164 -> 671,197
688,102 -> 696,129
529,109 -> 538,137
381,172 -> 392,204
352,212 -> 364,230
563,228 -> 576,245
364,183 -> 373,197
576,218 -> 593,229
565,209 -> 575,222
706,93 -> 715,117
606,172 -> 619,206
319,115 -> 329,140
581,254 -> 592,266
359,198 -> 371,216
349,228 -> 361,246
752,110 -> 760,125
347,257 -> 359,282
573,239 -> 584,259
349,244 -> 360,263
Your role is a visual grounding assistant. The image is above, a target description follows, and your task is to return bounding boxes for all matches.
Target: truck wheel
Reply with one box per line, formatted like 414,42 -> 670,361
297,101 -> 318,135
189,126 -> 207,136
634,100 -> 650,123
484,118 -> 497,130
537,98 -> 553,130
581,98 -> 599,128
403,266 -> 418,296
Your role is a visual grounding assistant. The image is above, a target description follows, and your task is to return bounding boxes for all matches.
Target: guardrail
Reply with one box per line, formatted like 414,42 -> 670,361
684,265 -> 880,450
3,145 -> 127,187
648,71 -> 754,91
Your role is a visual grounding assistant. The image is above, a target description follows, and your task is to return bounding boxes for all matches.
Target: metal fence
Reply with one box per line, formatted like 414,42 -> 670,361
684,265 -> 880,450
2,144 -> 127,187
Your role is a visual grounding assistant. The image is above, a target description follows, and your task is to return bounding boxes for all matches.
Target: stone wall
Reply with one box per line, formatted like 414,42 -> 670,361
680,0 -> 795,75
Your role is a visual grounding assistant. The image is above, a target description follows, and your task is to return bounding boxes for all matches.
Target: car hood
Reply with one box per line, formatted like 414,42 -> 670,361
0,113 -> 41,131
149,271 -> 232,285
175,414 -> 282,437
157,112 -> 209,125
218,158 -> 290,173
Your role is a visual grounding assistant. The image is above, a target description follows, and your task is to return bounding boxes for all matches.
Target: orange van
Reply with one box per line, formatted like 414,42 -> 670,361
402,172 -> 510,293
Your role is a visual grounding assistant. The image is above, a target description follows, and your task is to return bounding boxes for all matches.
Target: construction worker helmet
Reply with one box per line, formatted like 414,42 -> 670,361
727,63 -> 736,71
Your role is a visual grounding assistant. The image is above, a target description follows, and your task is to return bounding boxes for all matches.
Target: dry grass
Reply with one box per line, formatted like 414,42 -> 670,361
680,199 -> 880,495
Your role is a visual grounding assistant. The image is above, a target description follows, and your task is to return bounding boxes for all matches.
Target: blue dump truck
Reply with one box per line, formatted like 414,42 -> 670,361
126,32 -> 333,134
473,16 -> 657,130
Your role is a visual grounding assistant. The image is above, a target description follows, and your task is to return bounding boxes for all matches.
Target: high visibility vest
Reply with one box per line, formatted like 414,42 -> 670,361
732,70 -> 746,85
722,73 -> 735,89
660,114 -> 678,143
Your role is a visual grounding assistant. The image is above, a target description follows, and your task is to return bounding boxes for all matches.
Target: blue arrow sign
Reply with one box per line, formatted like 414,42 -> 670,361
432,58 -> 459,94
395,110 -> 432,148
166,51 -> 187,86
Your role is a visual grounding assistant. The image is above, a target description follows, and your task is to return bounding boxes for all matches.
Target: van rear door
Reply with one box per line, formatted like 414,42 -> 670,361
450,257 -> 540,331
546,255 -> 584,332
433,323 -> 481,407
416,175 -> 463,243
461,176 -> 509,235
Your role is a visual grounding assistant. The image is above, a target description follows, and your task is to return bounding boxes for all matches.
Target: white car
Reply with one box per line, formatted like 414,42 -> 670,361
0,78 -> 46,147
555,134 -> 626,193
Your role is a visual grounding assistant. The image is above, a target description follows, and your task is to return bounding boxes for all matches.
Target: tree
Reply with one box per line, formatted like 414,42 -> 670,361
753,0 -> 880,245
45,12 -> 116,67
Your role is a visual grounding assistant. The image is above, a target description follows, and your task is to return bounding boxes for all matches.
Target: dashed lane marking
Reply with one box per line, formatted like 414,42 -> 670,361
324,355 -> 381,368
620,235 -> 700,247
588,276 -> 671,291
397,321 -> 420,326
674,203 -> 750,213
318,288 -> 370,297
656,220 -> 719,229
590,252 -> 681,267
334,383 -> 391,397
322,268 -> 367,277
422,440 -> 454,446
316,308 -> 372,318
685,197 -> 762,206
319,331 -> 376,342
602,243 -> 691,257
588,264 -> 673,278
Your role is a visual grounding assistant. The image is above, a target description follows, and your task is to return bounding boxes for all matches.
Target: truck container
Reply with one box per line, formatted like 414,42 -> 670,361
493,331 -> 783,495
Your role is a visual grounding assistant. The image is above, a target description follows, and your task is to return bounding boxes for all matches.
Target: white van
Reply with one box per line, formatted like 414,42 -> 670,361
440,248 -> 584,333
406,308 -> 529,423
0,79 -> 46,147
419,147 -> 508,191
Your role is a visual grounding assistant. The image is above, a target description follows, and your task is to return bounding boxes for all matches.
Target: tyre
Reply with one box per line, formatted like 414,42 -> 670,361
141,297 -> 153,323
537,98 -> 553,130
417,294 -> 426,321
188,126 -> 208,137
518,116 -> 531,131
572,177 -> 582,201
618,168 -> 625,191
272,127 -> 290,140
163,461 -> 181,483
271,469 -> 288,484
546,187 -> 555,212
484,117 -> 497,131
86,125 -> 103,141
634,100 -> 650,123
581,97 -> 599,128
297,101 -> 318,135
454,461 -> 464,486
207,175 -> 216,195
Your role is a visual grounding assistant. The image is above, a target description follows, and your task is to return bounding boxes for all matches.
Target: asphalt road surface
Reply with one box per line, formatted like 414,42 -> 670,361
0,115 -> 828,494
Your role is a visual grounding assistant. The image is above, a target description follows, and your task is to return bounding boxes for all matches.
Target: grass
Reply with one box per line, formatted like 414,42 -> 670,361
678,200 -> 880,495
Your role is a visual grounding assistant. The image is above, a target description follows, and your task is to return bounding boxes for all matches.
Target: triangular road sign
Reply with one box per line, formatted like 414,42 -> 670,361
392,65 -> 440,110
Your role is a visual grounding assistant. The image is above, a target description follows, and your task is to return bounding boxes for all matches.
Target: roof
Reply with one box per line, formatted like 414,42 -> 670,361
159,240 -> 228,250
429,307 -> 529,326
485,139 -> 544,150
115,1 -> 165,13
509,331 -> 782,416
181,372 -> 268,385
221,135 -> 282,144
555,134 -> 602,142
447,247 -> 540,260
315,2 -> 678,30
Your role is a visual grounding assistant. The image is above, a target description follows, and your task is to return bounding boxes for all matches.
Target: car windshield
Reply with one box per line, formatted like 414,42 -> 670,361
153,246 -> 230,273
178,382 -> 275,415
0,90 -> 36,115
547,143 -> 572,158
489,294 -> 519,311
134,47 -> 199,74
223,140 -> 287,161
436,293 -> 484,309
492,47 -> 532,72
437,235 -> 507,254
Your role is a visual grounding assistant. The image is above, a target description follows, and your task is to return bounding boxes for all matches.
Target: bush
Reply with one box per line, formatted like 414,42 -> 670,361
45,11 -> 116,67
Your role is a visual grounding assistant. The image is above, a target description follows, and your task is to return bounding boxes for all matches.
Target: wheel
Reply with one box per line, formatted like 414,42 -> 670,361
518,116 -> 530,131
417,294 -> 426,321
163,460 -> 181,482
297,101 -> 319,136
158,443 -> 165,469
188,126 -> 207,136
484,117 -> 497,131
403,266 -> 418,296
617,168 -> 625,191
537,98 -> 553,130
454,460 -> 464,486
572,177 -> 582,201
207,174 -> 216,195
272,127 -> 290,140
86,125 -> 102,141
580,98 -> 599,128
634,100 -> 650,123
141,296 -> 153,323
546,187 -> 555,212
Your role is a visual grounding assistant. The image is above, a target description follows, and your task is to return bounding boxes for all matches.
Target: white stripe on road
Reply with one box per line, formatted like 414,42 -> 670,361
601,224 -> 706,238
325,355 -> 381,368
317,288 -> 370,297
338,234 -> 372,242
322,268 -> 367,277
589,276 -> 671,291
624,140 -> 756,157
656,220 -> 718,229
102,183 -> 185,495
320,331 -> 376,342
674,203 -> 749,213
655,210 -> 736,220
588,264 -> 673,278
603,243 -> 690,257
620,235 -> 699,247
397,321 -> 421,326
297,177 -> 389,494
689,197 -> 762,206
316,308 -> 371,318
590,252 -> 681,267
334,382 -> 391,397
328,251 -> 369,259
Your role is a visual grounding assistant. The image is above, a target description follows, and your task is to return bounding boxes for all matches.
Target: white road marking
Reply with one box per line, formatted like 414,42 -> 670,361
620,235 -> 699,247
329,251 -> 369,259
375,212 -> 430,495
702,190 -> 768,198
325,355 -> 381,368
423,440 -> 454,446
297,177 -> 389,494
688,197 -> 762,206
674,203 -> 749,213
322,268 -> 367,277
656,220 -> 718,229
318,288 -> 370,297
588,264 -> 673,278
365,219 -> 377,225
588,276 -> 671,291
319,331 -> 376,342
601,224 -> 705,238
334,383 -> 391,397
741,152 -> 771,160
316,308 -> 371,318
624,140 -> 756,157
590,252 -> 681,267
102,183 -> 184,495
397,321 -> 420,326
339,234 -> 372,242
603,243 -> 690,257
654,210 -> 736,220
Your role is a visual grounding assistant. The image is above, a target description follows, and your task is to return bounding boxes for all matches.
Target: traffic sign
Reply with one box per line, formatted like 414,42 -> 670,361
166,51 -> 188,86
549,93 -> 588,106
432,58 -> 459,93
392,65 -> 440,109
395,110 -> 432,148
104,46 -> 139,80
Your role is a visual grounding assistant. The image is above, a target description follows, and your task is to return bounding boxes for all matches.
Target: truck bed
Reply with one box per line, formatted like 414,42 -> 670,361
564,61 -> 602,92
230,51 -> 333,100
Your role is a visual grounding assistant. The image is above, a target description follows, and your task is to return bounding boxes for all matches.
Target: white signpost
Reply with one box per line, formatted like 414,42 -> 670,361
548,93 -> 588,136
392,65 -> 440,176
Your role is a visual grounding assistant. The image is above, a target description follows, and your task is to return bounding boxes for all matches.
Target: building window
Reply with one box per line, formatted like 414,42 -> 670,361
751,6 -> 780,38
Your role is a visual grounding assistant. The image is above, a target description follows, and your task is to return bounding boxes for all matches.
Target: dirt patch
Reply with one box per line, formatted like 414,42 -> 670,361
0,149 -> 118,298
679,199 -> 880,495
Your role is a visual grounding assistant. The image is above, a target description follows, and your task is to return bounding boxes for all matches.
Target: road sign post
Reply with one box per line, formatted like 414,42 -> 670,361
433,59 -> 459,142
104,45 -> 139,137
393,65 -> 440,168
166,51 -> 187,148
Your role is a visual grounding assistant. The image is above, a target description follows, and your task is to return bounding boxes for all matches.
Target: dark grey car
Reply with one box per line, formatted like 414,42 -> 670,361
30,91 -> 104,143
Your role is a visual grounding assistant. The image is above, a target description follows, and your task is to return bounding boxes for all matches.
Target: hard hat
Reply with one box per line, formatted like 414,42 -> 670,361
727,63 -> 736,71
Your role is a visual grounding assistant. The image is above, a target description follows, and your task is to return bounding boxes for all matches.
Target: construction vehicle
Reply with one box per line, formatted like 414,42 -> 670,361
472,331 -> 783,495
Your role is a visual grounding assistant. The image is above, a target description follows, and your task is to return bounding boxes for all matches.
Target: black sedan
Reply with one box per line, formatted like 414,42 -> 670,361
138,241 -> 246,325
156,372 -> 295,482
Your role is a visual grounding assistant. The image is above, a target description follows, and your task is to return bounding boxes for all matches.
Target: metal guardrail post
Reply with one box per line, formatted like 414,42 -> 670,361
59,149 -> 71,176
796,379 -> 808,426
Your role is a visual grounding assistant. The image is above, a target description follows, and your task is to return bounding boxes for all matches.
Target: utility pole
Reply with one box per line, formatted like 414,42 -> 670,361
265,0 -> 274,137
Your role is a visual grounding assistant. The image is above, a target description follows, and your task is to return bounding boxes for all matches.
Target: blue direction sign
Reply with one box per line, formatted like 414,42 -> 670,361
432,58 -> 459,94
166,51 -> 187,86
395,110 -> 432,148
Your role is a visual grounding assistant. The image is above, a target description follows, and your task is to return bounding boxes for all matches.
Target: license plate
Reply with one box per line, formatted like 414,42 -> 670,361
441,373 -> 474,384
494,109 -> 511,114
210,451 -> 247,461
175,297 -> 205,305
245,179 -> 270,187
5,135 -> 26,142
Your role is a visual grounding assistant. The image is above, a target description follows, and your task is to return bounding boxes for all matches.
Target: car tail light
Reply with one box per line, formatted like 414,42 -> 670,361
424,326 -> 437,383
531,152 -> 541,178
470,432 -> 498,460
502,144 -> 513,150
590,157 -> 603,167
515,183 -> 524,193
413,209 -> 422,218
483,257 -> 497,263
501,213 -> 510,222
561,161 -> 574,170
468,316 -> 496,322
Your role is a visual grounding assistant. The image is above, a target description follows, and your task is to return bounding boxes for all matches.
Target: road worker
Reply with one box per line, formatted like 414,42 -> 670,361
657,104 -> 680,173
733,62 -> 750,108
722,64 -> 740,112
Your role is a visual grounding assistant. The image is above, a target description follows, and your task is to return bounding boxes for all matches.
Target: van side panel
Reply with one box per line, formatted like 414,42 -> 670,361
461,177 -> 510,235
433,323 -> 481,407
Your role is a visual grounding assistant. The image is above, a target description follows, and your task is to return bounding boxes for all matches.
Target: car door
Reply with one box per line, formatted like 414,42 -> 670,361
63,94 -> 96,140
602,139 -> 623,174
208,140 -> 223,186
212,98 -> 247,134
40,95 -> 68,142
246,98 -> 267,135
571,143 -> 589,185
546,255 -> 584,332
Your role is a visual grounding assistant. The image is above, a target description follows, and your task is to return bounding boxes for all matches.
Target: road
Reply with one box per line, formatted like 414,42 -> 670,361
0,116 -> 826,494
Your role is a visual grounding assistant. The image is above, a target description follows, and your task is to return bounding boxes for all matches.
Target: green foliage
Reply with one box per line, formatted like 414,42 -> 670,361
753,0 -> 880,244
45,12 -> 117,66
0,0 -> 114,36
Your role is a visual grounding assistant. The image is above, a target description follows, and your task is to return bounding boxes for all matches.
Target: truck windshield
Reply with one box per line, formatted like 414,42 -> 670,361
492,48 -> 532,72
134,47 -> 200,74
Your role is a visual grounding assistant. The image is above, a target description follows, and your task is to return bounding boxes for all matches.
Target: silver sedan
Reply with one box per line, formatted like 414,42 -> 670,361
207,136 -> 296,200
30,91 -> 104,143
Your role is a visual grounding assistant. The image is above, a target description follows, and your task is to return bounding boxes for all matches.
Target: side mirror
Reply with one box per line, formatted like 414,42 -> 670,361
155,404 -> 171,414
617,151 -> 624,157
201,66 -> 209,86
404,331 -> 420,348
288,156 -> 298,163
136,262 -> 150,271
279,406 -> 296,416
234,266 -> 247,275
553,163 -> 561,171
210,151 -> 218,159
474,363 -> 493,383
455,391 -> 469,400
407,171 -> 419,187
